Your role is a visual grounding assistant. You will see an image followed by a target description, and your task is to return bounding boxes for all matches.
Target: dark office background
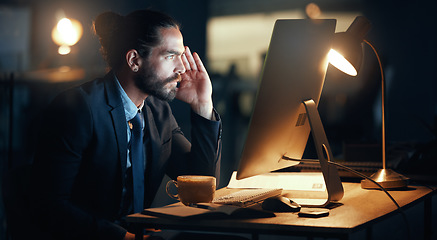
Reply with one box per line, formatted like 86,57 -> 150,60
1,0 -> 436,239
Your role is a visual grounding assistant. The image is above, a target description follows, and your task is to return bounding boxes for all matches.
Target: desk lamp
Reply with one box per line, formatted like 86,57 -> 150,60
328,16 -> 409,189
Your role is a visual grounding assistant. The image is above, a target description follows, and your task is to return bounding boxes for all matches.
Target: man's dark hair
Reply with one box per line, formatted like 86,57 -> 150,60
94,9 -> 180,69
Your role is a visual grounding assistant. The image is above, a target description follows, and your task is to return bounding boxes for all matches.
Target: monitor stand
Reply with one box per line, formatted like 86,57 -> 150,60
282,99 -> 344,207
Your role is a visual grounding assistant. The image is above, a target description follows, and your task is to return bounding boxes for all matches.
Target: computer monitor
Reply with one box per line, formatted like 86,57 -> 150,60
235,19 -> 344,206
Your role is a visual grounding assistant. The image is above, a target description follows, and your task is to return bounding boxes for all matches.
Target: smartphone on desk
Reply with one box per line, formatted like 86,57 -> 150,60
298,208 -> 329,218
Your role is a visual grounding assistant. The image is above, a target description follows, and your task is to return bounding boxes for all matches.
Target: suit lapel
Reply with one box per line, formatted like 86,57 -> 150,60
104,72 -> 128,185
144,103 -> 161,173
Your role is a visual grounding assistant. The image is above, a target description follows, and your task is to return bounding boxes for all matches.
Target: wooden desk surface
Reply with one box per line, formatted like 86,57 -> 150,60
127,182 -> 434,236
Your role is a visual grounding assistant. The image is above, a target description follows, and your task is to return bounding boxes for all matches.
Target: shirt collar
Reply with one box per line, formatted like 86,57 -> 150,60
114,73 -> 144,122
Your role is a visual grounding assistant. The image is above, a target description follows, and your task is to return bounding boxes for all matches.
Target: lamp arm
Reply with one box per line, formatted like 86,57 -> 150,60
363,39 -> 387,169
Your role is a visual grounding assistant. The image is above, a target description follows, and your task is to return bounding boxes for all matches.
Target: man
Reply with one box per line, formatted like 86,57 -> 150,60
29,9 -> 221,240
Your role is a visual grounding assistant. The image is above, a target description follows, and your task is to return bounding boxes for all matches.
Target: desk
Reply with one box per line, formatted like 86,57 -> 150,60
127,183 -> 435,240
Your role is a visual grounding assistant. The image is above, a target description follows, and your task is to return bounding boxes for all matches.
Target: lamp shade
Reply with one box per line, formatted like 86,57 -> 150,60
329,16 -> 371,76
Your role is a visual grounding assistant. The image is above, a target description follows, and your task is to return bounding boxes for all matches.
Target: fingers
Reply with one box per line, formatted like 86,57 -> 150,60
193,52 -> 207,73
182,46 -> 206,73
182,49 -> 191,71
182,46 -> 197,71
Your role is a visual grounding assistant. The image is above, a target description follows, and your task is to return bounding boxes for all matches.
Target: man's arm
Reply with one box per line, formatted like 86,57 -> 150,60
165,109 -> 221,181
190,109 -> 222,180
165,46 -> 221,180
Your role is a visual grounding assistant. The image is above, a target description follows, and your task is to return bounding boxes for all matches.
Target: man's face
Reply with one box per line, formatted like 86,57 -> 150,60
134,27 -> 186,101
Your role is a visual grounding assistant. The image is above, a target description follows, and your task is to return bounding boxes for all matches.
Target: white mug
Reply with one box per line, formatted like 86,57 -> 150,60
166,175 -> 216,206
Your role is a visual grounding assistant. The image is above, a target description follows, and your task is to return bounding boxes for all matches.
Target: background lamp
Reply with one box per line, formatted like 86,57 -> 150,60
51,17 -> 83,55
329,16 -> 409,189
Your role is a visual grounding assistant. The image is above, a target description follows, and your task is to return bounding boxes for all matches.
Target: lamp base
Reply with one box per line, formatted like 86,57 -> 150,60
361,169 -> 409,189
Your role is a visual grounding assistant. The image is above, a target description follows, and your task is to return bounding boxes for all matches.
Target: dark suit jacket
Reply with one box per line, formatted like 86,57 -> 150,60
29,72 -> 222,240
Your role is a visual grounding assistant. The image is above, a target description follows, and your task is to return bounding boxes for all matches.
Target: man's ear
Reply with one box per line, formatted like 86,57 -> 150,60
126,49 -> 141,73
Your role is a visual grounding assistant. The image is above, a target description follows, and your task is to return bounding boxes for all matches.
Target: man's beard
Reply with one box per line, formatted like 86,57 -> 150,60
134,68 -> 180,102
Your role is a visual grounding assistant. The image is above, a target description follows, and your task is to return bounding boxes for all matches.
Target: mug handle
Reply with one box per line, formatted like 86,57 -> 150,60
165,180 -> 179,200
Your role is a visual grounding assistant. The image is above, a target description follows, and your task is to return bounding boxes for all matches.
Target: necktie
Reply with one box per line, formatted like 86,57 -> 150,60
130,112 -> 145,213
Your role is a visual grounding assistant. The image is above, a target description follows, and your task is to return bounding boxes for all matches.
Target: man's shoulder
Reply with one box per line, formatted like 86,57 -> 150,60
56,74 -> 106,97
49,73 -> 116,110
77,74 -> 109,95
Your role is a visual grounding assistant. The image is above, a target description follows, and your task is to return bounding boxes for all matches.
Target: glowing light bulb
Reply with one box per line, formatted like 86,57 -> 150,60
328,49 -> 357,76
51,17 -> 83,55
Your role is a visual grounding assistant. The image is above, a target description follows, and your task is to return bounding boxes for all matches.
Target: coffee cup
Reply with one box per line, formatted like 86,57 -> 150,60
166,175 -> 216,206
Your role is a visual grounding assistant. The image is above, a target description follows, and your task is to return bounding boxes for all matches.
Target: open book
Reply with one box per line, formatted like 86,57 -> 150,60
141,202 -> 275,220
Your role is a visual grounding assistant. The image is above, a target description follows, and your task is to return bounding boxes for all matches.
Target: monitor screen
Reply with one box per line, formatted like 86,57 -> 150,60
236,19 -> 336,180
